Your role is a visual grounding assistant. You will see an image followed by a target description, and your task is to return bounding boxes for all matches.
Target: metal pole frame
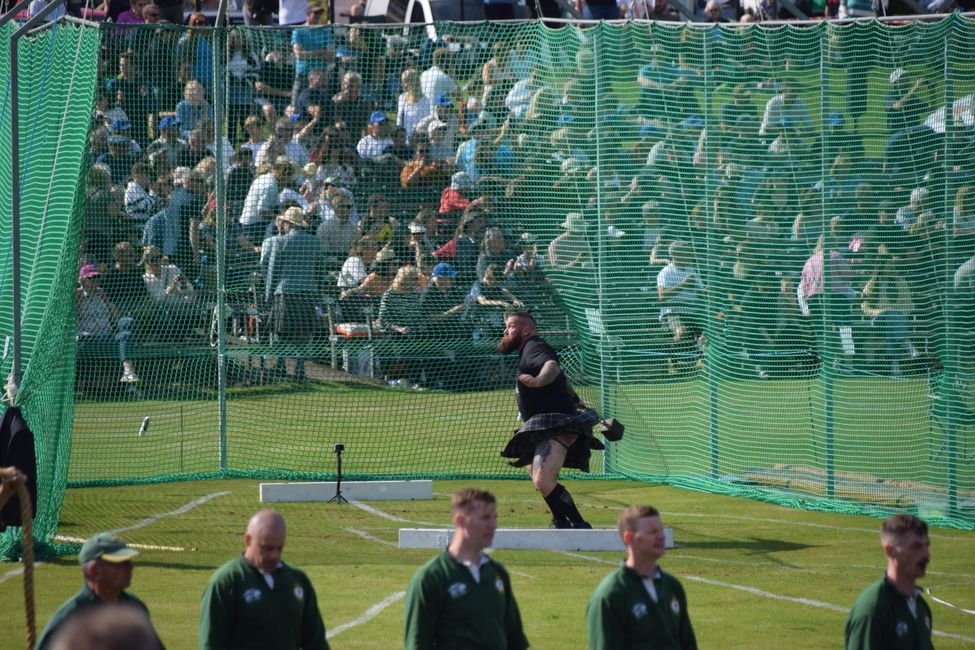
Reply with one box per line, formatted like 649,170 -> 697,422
214,0 -> 230,471
8,0 -> 69,396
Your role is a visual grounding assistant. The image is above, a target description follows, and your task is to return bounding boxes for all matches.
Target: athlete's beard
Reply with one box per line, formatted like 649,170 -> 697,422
497,331 -> 522,354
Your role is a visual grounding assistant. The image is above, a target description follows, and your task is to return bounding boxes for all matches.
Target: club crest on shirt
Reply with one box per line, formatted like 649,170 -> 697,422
632,602 -> 648,619
670,596 -> 680,615
294,586 -> 304,600
448,582 -> 467,599
896,621 -> 909,638
243,588 -> 262,604
495,578 -> 505,594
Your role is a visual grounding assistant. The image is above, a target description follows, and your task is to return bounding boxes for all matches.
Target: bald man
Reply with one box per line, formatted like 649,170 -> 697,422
499,311 -> 610,529
199,510 -> 329,650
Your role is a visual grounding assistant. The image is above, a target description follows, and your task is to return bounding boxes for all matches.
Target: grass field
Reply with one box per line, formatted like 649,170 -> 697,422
2,478 -> 973,649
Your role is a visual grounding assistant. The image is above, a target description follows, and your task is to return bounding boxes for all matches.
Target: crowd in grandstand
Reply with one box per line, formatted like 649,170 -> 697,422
74,4 -> 974,386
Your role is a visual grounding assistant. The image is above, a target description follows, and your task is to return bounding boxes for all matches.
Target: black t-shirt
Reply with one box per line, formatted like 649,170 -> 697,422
516,336 -> 576,420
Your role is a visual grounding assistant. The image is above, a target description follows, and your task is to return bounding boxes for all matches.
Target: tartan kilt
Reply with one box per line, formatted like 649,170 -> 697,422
500,408 -> 603,472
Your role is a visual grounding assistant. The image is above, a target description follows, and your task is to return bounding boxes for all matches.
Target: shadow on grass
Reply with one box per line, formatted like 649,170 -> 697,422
679,537 -> 816,554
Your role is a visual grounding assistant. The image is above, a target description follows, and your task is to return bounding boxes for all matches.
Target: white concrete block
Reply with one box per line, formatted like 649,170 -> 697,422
398,527 -> 674,551
260,480 -> 433,502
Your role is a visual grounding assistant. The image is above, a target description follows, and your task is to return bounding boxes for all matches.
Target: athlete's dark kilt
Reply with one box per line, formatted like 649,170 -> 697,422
500,408 -> 603,472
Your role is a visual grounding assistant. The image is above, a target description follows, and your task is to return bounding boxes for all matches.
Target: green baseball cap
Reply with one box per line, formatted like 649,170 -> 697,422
78,532 -> 139,565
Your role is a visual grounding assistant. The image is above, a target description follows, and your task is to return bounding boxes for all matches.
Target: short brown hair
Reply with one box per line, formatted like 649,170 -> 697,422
451,488 -> 495,514
618,505 -> 660,539
881,514 -> 928,545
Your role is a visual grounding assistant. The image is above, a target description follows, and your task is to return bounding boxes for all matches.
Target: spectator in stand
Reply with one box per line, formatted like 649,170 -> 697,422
331,71 -> 369,138
339,257 -> 398,320
548,212 -> 591,271
262,207 -> 323,380
397,68 -> 433,145
657,241 -> 705,347
145,116 -> 187,172
317,192 -> 359,273
226,147 -> 256,220
174,80 -> 213,140
419,262 -> 467,336
239,158 -> 294,244
106,51 -> 154,149
240,115 -> 268,160
84,165 -> 121,268
420,49 -> 457,105
436,208 -> 486,285
98,135 -> 138,186
291,6 -> 334,106
225,31 -> 260,146
337,236 -> 378,295
884,68 -> 931,138
116,0 -> 147,23
315,142 -> 358,192
296,68 -> 334,121
467,263 -> 525,340
476,227 -> 515,280
141,244 -> 198,341
955,184 -> 975,239
256,118 -> 309,170
177,13 -> 213,93
861,249 -> 917,376
357,112 -> 394,161
402,137 -> 451,206
378,265 -> 425,335
124,161 -> 160,225
758,80 -> 812,143
279,0 -> 309,25
254,50 -> 295,118
798,234 -> 860,359
439,171 -> 474,216
481,44 -> 517,116
76,264 -> 140,384
896,187 -> 933,235
143,169 -> 205,276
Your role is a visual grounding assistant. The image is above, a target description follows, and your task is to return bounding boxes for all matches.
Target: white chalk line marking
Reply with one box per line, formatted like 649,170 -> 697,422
1,491 -> 231,584
665,511 -> 964,540
343,527 -> 397,548
326,591 -> 405,640
348,499 -> 447,527
557,555 -> 975,644
55,535 -> 188,552
109,491 -> 232,535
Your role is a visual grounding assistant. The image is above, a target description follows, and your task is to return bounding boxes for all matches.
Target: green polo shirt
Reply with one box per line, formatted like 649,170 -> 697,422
199,554 -> 329,650
845,575 -> 934,650
36,584 -> 163,650
404,550 -> 529,650
587,564 -> 697,650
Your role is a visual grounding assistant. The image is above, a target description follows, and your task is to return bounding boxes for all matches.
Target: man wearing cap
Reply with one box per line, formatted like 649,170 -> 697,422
587,505 -> 697,650
356,112 -> 394,161
146,116 -> 188,171
262,207 -> 323,379
36,532 -> 164,650
200,510 -> 329,650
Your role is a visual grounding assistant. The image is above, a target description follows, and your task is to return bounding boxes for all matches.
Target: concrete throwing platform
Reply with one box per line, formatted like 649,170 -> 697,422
260,480 -> 433,502
399,527 -> 674,551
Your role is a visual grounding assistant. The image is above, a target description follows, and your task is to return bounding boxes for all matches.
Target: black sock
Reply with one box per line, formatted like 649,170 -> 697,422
543,487 -> 571,526
548,483 -> 588,527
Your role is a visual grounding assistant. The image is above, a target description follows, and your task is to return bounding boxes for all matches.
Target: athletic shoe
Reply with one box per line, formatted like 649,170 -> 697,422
550,519 -> 572,529
119,372 -> 140,383
572,521 -> 593,529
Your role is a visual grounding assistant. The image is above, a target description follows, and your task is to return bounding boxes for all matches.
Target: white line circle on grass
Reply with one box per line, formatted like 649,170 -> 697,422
326,591 -> 405,640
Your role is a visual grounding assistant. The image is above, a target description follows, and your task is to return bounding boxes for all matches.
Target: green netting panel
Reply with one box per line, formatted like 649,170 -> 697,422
14,16 -> 971,534
0,21 -> 101,560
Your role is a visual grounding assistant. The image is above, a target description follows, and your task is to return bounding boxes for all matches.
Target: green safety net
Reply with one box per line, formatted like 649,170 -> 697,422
0,20 -> 101,559
5,15 -> 975,561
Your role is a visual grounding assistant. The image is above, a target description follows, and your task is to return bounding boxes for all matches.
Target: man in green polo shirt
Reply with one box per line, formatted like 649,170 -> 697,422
845,513 -> 934,650
199,510 -> 329,650
36,532 -> 164,650
404,488 -> 529,650
587,505 -> 697,650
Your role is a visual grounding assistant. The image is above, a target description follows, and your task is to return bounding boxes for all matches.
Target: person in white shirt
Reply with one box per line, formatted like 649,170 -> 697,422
420,49 -> 457,105
356,112 -> 394,161
397,68 -> 433,145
